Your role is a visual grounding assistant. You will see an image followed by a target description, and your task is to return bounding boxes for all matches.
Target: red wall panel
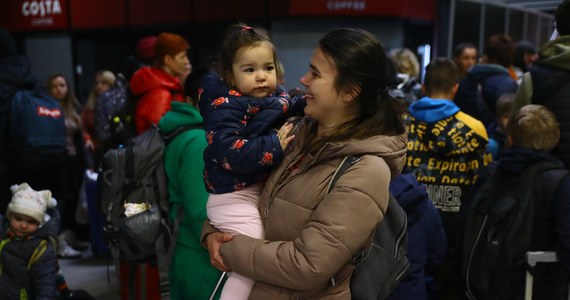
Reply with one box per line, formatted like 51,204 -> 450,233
127,0 -> 192,26
192,0 -> 265,21
289,0 -> 435,21
69,0 -> 126,29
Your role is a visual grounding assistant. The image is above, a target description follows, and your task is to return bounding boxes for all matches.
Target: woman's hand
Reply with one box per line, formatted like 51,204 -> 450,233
277,122 -> 295,150
206,232 -> 234,272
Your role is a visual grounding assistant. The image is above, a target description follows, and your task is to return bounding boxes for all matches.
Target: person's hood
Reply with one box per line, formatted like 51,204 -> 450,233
407,97 -> 487,155
408,97 -> 459,123
498,147 -> 564,174
33,208 -> 60,239
296,117 -> 408,180
389,173 -> 429,224
158,101 -> 203,134
538,35 -> 570,70
129,66 -> 182,96
0,55 -> 38,92
466,63 -> 510,81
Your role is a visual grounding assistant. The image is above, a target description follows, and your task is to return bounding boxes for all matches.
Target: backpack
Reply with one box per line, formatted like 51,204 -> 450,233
97,124 -> 200,269
94,79 -> 128,150
8,89 -> 65,171
329,155 -> 409,300
107,88 -> 138,149
461,160 -> 568,300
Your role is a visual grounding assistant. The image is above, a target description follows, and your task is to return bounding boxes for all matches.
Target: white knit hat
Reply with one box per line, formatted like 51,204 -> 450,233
7,183 -> 57,224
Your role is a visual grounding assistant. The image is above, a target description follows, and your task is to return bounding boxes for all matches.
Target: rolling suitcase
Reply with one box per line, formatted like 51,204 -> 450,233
525,251 -> 570,300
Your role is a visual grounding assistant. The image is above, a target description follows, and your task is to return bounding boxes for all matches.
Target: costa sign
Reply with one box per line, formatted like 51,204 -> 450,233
22,0 -> 63,17
0,0 -> 68,31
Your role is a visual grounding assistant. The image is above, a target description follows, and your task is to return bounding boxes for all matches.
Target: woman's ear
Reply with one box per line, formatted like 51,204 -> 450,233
343,85 -> 361,103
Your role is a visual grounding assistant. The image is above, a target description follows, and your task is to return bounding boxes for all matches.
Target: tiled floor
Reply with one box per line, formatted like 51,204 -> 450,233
59,250 -> 121,300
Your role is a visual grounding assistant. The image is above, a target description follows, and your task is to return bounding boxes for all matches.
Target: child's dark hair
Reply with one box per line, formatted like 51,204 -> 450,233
495,93 -> 515,119
423,58 -> 459,96
184,67 -> 209,107
485,34 -> 515,67
218,22 -> 280,84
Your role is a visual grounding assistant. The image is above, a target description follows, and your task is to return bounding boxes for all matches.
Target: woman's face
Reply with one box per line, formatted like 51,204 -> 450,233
165,50 -> 191,78
95,75 -> 112,95
300,47 -> 352,129
50,76 -> 68,101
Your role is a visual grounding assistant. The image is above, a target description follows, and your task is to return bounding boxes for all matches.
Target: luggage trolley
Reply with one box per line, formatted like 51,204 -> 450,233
525,251 -> 570,300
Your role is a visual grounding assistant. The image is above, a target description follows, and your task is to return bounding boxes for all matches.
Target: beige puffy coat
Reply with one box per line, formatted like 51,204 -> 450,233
217,117 -> 407,299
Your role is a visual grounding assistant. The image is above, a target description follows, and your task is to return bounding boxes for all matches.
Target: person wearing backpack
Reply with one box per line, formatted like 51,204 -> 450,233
462,104 -> 570,300
511,0 -> 570,169
130,32 -> 189,134
386,173 -> 447,300
158,71 -> 223,299
203,28 -> 407,299
0,29 -> 65,215
454,34 -> 518,128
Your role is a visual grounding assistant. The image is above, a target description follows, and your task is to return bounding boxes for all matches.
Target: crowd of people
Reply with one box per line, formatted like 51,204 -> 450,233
1,0 -> 570,299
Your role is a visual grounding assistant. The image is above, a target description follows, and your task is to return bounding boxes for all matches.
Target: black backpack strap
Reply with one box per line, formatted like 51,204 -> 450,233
327,155 -> 360,193
161,124 -> 204,145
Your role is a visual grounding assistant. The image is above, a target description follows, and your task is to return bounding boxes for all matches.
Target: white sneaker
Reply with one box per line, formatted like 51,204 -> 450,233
57,233 -> 82,259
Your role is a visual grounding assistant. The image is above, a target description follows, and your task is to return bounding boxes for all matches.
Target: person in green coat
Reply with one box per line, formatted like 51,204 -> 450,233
159,99 -> 222,300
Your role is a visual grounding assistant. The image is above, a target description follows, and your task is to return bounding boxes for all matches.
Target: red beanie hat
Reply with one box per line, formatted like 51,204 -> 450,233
135,36 -> 157,61
155,33 -> 189,60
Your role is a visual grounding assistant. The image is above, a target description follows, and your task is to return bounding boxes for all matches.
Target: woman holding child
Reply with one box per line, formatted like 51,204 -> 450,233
204,28 -> 407,299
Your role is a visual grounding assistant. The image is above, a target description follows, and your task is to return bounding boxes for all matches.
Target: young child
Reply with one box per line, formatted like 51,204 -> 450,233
465,104 -> 570,299
486,93 -> 515,160
198,22 -> 302,300
0,183 -> 59,300
403,57 -> 492,299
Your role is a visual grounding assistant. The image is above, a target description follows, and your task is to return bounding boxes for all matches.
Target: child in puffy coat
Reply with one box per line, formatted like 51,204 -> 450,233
0,183 -> 59,300
387,174 -> 447,300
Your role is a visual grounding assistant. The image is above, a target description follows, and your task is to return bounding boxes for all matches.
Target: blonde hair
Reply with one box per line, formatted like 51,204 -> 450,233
46,73 -> 81,127
389,48 -> 420,78
85,70 -> 116,110
507,104 -> 560,151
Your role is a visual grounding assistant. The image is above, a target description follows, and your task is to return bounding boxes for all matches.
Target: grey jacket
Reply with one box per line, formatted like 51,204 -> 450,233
0,208 -> 59,300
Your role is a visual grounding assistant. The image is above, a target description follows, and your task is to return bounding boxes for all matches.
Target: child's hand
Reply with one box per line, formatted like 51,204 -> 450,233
277,122 -> 295,150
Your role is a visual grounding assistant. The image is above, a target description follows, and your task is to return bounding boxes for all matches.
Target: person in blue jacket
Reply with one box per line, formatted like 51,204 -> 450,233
387,173 -> 447,300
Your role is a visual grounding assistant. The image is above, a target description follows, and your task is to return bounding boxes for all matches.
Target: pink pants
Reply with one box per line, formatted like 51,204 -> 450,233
207,183 -> 264,300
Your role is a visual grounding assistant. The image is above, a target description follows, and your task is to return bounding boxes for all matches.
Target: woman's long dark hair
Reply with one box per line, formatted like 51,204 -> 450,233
305,28 -> 405,153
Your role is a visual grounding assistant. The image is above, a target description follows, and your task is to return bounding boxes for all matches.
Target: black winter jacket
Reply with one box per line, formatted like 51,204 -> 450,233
0,208 -> 60,300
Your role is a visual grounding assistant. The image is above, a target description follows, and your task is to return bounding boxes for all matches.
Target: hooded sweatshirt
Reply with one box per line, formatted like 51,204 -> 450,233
212,116 -> 408,299
130,66 -> 184,133
454,63 -> 518,127
405,97 -> 492,246
512,35 -> 570,168
158,102 -> 223,300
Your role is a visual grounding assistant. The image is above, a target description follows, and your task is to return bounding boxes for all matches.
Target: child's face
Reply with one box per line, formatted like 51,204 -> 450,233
9,212 -> 39,237
229,41 -> 277,98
